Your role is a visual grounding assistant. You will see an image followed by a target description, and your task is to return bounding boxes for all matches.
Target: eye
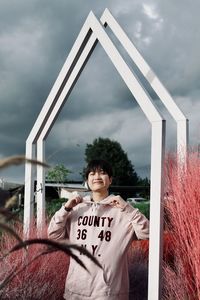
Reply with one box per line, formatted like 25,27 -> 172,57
100,170 -> 106,175
89,172 -> 94,176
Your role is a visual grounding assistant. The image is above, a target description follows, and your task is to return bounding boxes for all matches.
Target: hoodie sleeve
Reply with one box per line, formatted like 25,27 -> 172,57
123,204 -> 149,240
48,205 -> 71,240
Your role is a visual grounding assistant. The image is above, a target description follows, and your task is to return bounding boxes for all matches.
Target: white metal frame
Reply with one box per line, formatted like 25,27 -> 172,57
100,9 -> 188,299
24,9 -> 188,300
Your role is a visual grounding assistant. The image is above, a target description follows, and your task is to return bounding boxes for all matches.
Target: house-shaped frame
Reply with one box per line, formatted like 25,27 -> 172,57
24,9 -> 188,300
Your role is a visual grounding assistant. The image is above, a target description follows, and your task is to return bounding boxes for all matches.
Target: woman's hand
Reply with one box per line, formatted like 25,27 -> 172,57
64,193 -> 83,210
107,195 -> 127,210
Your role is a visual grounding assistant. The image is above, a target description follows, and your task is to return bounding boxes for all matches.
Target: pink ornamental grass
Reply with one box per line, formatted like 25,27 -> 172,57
0,223 -> 69,300
163,151 -> 200,299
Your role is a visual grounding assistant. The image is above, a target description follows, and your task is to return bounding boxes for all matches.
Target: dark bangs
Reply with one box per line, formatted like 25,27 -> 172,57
85,159 -> 113,179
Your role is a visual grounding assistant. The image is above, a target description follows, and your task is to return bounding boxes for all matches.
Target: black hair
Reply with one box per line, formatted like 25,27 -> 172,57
85,159 -> 113,179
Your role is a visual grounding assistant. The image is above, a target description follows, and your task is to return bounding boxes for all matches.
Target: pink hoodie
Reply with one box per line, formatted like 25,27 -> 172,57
48,195 -> 149,300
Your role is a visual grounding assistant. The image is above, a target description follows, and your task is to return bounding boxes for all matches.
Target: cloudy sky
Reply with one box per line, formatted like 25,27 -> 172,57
0,0 -> 200,183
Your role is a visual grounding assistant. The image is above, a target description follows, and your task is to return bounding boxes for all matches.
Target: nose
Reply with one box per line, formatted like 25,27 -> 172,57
94,172 -> 101,179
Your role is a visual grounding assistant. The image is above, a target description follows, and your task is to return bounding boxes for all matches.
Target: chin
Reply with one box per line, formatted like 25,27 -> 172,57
92,188 -> 103,192
92,186 -> 107,193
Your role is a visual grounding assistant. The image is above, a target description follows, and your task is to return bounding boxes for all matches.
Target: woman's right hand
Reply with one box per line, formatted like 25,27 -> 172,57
64,193 -> 83,210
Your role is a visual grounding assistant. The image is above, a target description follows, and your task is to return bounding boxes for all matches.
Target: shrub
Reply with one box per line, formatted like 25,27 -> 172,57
0,223 -> 69,300
163,151 -> 200,299
128,240 -> 149,300
46,198 -> 67,220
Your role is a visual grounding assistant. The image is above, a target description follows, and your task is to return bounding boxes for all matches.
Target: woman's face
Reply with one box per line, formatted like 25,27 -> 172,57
87,168 -> 112,192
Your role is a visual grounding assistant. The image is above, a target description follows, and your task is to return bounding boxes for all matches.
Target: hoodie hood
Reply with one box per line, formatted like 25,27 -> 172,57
82,194 -> 117,204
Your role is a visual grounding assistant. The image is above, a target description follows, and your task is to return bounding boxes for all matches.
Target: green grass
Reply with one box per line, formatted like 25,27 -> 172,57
130,201 -> 150,219
45,198 -> 68,219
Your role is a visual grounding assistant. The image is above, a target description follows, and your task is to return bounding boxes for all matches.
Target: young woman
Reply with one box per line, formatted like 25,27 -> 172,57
48,159 -> 149,300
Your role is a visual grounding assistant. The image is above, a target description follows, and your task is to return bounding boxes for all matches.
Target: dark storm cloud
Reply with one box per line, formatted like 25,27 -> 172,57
139,1 -> 200,96
0,0 -> 200,182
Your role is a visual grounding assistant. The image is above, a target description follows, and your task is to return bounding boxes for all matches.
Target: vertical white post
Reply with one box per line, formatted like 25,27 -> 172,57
36,138 -> 46,236
177,119 -> 189,164
24,142 -> 36,238
18,193 -> 22,207
148,120 -> 166,300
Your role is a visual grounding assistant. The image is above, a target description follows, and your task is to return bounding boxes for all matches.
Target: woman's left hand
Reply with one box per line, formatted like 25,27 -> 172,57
107,195 -> 127,210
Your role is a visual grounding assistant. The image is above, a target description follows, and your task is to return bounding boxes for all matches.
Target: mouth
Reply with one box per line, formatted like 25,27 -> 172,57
93,180 -> 103,184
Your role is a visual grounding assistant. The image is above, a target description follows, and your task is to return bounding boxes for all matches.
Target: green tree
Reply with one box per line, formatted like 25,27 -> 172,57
84,137 -> 139,186
138,177 -> 150,187
46,164 -> 71,197
137,177 -> 150,199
